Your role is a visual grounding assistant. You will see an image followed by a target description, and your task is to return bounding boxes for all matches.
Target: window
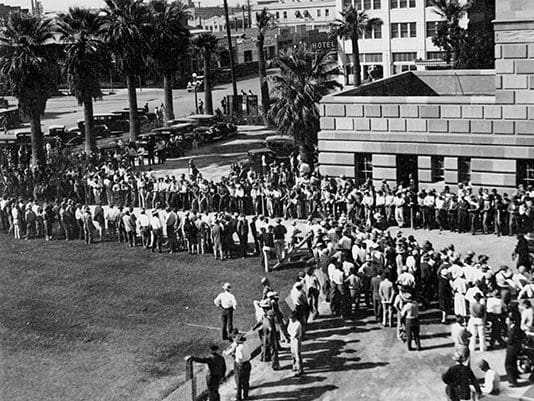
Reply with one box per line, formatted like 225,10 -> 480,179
391,22 -> 416,38
426,21 -> 442,37
431,156 -> 444,183
363,24 -> 382,39
295,10 -> 302,18
317,9 -> 321,17
517,159 -> 534,188
244,50 -> 253,62
343,0 -> 352,9
426,51 -> 445,60
283,11 -> 287,18
325,9 -> 329,16
275,11 -> 279,19
391,0 -> 416,8
458,157 -> 471,184
392,52 -> 417,62
355,153 -> 373,183
359,53 -> 383,63
425,0 -> 435,6
394,64 -> 416,74
355,0 -> 380,9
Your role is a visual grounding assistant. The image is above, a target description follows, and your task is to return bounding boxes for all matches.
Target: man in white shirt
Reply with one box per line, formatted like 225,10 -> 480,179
478,359 -> 500,395
214,282 -> 237,341
287,313 -> 304,376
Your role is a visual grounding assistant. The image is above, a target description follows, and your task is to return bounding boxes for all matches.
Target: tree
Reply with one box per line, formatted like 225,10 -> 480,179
103,0 -> 150,141
268,44 -> 341,170
430,0 -> 470,68
59,7 -> 107,154
256,8 -> 275,122
332,7 -> 382,86
0,13 -> 59,168
191,32 -> 218,114
147,0 -> 190,121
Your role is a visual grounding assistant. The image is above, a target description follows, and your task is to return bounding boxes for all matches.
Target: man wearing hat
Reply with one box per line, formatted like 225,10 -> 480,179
468,292 -> 486,352
442,351 -> 481,400
214,283 -> 237,341
229,334 -> 251,401
273,218 -> 287,263
186,344 -> 227,401
260,309 -> 280,370
400,293 -> 421,351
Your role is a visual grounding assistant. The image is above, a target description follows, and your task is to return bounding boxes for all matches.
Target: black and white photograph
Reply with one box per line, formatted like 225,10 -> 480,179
0,0 -> 533,400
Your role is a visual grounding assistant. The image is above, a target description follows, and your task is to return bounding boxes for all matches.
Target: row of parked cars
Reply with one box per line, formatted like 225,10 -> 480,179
0,108 -> 155,148
136,114 -> 238,158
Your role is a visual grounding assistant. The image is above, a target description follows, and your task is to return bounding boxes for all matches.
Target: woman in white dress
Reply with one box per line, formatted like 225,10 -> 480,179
453,273 -> 468,317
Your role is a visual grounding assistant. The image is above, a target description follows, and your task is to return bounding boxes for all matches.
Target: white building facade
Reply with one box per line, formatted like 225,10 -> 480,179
253,0 -> 336,32
337,0 -> 468,84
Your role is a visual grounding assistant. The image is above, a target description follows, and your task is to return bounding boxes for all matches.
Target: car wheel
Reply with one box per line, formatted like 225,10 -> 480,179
519,356 -> 532,374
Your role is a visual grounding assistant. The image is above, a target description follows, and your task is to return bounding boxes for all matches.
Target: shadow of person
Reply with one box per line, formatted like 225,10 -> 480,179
246,384 -> 339,401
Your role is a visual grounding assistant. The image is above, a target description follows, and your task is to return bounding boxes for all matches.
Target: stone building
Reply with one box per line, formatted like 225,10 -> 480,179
317,0 -> 534,193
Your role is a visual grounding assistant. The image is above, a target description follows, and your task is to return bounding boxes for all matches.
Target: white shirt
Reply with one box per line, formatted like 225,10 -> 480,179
214,291 -> 237,309
287,319 -> 303,341
481,369 -> 500,395
234,343 -> 251,363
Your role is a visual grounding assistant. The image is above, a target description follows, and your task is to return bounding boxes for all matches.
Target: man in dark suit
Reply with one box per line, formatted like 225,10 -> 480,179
186,345 -> 227,401
236,214 -> 249,258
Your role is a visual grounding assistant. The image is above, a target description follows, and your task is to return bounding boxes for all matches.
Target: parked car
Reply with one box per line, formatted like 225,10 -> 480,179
75,119 -> 111,138
165,117 -> 199,128
203,122 -> 238,142
92,113 -> 129,135
65,135 -> 84,147
264,135 -> 296,157
47,125 -> 66,137
187,114 -> 218,127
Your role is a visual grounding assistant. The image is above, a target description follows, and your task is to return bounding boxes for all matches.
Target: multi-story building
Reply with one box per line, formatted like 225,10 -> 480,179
336,0 -> 471,84
317,0 -> 534,193
252,0 -> 336,32
189,6 -> 249,33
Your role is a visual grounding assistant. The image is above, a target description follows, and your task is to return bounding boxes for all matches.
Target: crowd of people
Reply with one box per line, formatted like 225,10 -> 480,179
184,207 -> 533,401
2,134 -> 534,401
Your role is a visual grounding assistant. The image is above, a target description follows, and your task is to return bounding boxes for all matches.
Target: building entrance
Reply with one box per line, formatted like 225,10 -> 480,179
396,155 -> 418,189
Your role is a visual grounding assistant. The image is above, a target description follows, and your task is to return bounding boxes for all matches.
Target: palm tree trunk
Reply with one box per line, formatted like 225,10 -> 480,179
126,73 -> 140,141
203,51 -> 213,114
163,72 -> 175,121
352,35 -> 362,86
30,111 -> 45,169
83,97 -> 96,154
298,142 -> 315,172
257,33 -> 270,124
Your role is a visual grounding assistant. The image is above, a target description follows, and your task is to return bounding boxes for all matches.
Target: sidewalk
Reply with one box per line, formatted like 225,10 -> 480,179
214,302 -> 533,401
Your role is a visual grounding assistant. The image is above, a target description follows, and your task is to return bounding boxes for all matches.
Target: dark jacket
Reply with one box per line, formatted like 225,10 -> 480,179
191,352 -> 227,380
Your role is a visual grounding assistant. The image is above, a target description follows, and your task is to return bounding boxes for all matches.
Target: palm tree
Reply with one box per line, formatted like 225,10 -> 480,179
429,0 -> 470,67
103,0 -> 150,141
191,32 -> 218,115
332,7 -> 382,86
0,13 -> 59,168
58,7 -> 107,154
256,8 -> 275,121
268,44 -> 340,170
147,0 -> 190,121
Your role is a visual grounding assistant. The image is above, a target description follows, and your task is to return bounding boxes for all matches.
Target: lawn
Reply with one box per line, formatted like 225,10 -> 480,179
0,235 -> 297,401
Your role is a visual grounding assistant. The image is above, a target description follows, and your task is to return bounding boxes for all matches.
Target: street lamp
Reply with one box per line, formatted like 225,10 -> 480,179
191,73 -> 201,114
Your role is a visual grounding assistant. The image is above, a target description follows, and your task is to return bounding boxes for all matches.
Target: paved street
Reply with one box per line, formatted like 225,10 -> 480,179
6,75 -> 265,133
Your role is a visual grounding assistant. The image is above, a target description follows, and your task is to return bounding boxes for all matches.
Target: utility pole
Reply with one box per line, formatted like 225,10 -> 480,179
223,0 -> 238,103
247,0 -> 252,28
198,1 -> 202,27
242,6 -> 246,31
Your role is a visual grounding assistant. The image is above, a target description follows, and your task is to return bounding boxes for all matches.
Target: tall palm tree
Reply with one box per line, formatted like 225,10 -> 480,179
332,7 -> 382,86
191,32 -> 218,114
59,7 -> 107,154
268,44 -> 340,170
147,0 -> 190,121
256,8 -> 275,121
0,13 -> 59,168
430,0 -> 470,67
103,0 -> 150,141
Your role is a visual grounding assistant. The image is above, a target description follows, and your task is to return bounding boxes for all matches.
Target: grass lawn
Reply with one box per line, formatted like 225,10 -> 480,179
0,235 -> 297,401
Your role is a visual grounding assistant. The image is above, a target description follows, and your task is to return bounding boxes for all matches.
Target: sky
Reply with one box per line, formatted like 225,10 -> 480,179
1,0 -> 236,12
